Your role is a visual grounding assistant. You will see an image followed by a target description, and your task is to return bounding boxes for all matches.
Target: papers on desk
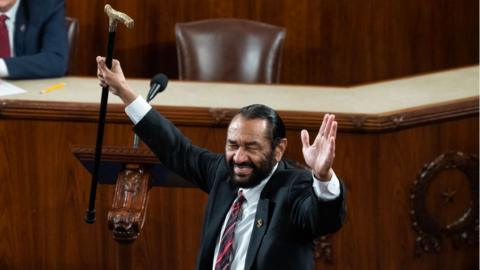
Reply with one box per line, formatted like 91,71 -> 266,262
0,80 -> 26,97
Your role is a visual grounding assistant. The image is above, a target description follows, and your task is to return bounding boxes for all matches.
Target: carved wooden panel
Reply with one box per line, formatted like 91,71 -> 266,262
314,235 -> 333,264
108,164 -> 152,242
410,151 -> 479,256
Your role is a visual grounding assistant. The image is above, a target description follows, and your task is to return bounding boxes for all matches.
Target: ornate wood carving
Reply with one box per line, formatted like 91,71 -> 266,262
351,115 -> 368,129
410,151 -> 479,256
390,114 -> 405,128
314,235 -> 333,264
208,108 -> 237,125
107,164 -> 152,242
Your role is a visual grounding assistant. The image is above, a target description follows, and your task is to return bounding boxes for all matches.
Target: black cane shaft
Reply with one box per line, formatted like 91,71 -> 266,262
85,31 -> 116,224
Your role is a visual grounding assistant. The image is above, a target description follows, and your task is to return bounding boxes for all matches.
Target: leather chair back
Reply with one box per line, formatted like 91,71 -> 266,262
65,17 -> 79,73
176,18 -> 286,84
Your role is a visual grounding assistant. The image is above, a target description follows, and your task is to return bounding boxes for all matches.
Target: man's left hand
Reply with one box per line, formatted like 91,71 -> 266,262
300,114 -> 337,181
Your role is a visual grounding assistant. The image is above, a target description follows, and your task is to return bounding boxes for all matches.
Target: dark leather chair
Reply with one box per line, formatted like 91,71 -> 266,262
65,17 -> 79,73
175,18 -> 286,84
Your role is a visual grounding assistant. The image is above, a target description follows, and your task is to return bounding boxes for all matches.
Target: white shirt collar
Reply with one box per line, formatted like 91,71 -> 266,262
238,162 -> 279,203
1,0 -> 20,19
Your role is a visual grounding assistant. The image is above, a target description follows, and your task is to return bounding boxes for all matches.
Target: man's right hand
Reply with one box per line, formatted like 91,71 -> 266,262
96,56 -> 138,105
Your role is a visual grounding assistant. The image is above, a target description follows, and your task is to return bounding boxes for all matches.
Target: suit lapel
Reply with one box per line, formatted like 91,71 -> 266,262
244,197 -> 270,270
244,161 -> 288,269
14,0 -> 27,55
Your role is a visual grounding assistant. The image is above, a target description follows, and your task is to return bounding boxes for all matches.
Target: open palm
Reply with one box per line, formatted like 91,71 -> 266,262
301,114 -> 337,180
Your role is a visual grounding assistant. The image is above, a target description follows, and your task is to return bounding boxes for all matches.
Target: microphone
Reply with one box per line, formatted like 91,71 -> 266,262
133,73 -> 169,149
147,73 -> 168,102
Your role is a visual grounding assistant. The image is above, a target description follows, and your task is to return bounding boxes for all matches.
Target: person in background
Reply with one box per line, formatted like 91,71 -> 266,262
0,0 -> 68,79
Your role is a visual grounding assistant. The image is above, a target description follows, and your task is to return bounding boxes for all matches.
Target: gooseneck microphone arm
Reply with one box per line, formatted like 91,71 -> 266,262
132,74 -> 169,149
85,4 -> 134,224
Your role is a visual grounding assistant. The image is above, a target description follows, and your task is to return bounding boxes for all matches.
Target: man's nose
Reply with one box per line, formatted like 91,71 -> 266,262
233,147 -> 248,164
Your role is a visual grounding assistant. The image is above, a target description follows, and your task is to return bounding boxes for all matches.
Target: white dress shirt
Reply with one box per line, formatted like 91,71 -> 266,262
0,0 -> 20,77
125,96 -> 341,269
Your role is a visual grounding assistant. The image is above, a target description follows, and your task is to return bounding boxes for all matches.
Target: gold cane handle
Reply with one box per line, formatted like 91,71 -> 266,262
104,4 -> 134,31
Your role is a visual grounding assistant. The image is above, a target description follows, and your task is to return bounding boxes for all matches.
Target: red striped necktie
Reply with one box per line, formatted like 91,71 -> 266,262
0,15 -> 10,58
215,191 -> 245,270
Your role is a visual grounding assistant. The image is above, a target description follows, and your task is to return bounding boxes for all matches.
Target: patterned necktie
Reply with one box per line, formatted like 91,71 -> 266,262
0,15 -> 10,58
215,191 -> 245,270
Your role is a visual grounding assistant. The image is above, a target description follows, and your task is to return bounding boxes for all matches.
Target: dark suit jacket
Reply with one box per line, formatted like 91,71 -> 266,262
4,0 -> 68,79
135,109 -> 347,270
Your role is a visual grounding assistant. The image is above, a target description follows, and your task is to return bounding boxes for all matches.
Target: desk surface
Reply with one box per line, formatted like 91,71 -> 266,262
4,66 -> 478,114
1,66 -> 478,130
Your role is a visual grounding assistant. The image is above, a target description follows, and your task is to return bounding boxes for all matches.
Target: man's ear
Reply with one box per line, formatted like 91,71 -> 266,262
274,138 -> 288,162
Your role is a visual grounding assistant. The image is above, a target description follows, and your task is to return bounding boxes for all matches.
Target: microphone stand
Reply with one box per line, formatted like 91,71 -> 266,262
132,133 -> 140,149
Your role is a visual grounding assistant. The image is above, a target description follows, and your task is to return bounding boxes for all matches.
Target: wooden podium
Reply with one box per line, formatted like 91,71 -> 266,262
72,146 -> 194,270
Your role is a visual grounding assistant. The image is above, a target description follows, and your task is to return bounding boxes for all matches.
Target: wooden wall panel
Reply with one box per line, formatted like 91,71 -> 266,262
375,118 -> 479,270
64,0 -> 478,85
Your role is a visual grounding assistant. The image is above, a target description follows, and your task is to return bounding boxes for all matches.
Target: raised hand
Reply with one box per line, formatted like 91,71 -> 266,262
96,56 -> 137,104
300,114 -> 337,181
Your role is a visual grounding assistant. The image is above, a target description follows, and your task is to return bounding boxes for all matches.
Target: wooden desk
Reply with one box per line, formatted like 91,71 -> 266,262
0,66 -> 478,269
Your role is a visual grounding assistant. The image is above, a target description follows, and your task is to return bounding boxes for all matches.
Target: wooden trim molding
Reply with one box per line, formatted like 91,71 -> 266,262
1,97 -> 478,131
72,146 -> 159,164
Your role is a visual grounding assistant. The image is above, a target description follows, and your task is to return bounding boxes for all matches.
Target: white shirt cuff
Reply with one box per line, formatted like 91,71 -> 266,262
312,170 -> 341,201
0,59 -> 9,77
124,96 -> 151,124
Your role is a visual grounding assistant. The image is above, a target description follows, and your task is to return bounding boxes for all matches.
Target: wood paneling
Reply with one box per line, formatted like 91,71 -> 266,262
64,0 -> 478,85
1,96 -> 478,131
0,100 -> 478,269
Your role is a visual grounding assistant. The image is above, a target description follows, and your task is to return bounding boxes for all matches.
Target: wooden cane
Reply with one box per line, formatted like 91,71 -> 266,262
85,4 -> 134,224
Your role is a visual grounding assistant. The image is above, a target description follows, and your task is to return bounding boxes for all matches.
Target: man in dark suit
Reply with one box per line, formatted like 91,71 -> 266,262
0,0 -> 68,79
97,57 -> 346,270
